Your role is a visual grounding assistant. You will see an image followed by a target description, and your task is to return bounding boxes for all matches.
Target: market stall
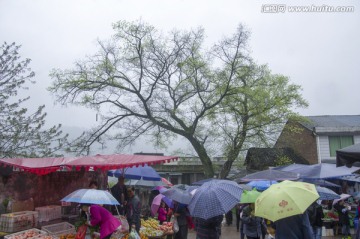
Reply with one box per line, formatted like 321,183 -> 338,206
0,153 -> 179,239
0,154 -> 179,175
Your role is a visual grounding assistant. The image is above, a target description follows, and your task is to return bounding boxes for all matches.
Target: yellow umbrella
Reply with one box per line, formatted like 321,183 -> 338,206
254,180 -> 319,222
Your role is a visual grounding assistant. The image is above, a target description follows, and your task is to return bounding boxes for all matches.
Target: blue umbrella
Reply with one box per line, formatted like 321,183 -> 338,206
299,179 -> 340,188
276,163 -> 357,179
316,186 -> 340,200
246,180 -> 278,191
161,188 -> 192,204
61,189 -> 120,205
188,180 -> 243,219
108,164 -> 161,181
241,169 -> 299,182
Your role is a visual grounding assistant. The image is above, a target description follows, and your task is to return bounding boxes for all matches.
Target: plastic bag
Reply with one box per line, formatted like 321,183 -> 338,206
170,216 -> 179,233
115,215 -> 129,233
128,227 -> 140,239
75,225 -> 88,239
265,234 -> 275,239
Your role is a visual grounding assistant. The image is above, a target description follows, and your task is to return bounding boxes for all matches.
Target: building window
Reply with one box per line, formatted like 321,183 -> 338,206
329,136 -> 354,157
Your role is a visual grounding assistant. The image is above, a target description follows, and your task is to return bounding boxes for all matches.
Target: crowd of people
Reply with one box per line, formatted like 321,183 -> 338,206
80,177 -> 360,239
231,198 -> 360,239
109,176 -> 227,239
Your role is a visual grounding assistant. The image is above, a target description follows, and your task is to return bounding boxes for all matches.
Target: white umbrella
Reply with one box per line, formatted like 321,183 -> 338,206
332,193 -> 351,205
127,178 -> 167,187
61,189 -> 120,205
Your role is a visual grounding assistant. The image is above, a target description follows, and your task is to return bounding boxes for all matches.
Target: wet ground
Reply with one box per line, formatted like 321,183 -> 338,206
187,222 -> 355,239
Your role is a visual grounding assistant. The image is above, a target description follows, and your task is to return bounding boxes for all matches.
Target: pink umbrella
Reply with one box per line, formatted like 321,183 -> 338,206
151,194 -> 173,216
162,178 -> 173,187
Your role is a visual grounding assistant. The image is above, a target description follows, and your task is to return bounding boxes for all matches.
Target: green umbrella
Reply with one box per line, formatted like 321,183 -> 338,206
240,189 -> 261,203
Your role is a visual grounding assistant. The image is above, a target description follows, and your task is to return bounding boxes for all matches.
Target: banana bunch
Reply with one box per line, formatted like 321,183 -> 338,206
140,218 -> 159,230
139,228 -> 163,237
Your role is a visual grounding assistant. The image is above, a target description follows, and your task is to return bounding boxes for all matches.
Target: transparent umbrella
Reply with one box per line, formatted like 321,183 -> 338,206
162,188 -> 192,204
61,189 -> 120,205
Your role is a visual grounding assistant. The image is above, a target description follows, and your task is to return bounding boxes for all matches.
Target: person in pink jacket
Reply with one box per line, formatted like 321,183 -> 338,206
81,204 -> 121,239
158,201 -> 168,225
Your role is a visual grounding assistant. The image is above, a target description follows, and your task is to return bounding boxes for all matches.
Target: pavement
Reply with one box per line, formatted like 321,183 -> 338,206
186,222 -> 354,239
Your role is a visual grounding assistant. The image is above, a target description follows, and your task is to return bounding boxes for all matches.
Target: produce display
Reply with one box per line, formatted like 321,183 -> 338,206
0,211 -> 39,233
5,229 -> 53,239
140,218 -> 163,237
120,232 -> 148,239
140,218 -> 159,230
158,222 -> 174,235
58,234 -> 76,239
323,210 -> 339,221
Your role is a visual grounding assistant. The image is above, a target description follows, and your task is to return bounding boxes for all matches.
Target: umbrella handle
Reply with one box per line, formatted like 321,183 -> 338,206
115,204 -> 121,216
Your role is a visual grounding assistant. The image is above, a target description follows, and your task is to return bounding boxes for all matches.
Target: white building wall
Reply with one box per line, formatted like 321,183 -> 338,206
318,135 -> 331,161
317,134 -> 360,163
354,135 -> 360,144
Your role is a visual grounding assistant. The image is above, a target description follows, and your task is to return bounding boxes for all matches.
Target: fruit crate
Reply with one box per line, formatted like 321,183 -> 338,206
35,206 -> 62,222
4,228 -> 47,239
41,222 -> 76,238
0,211 -> 39,233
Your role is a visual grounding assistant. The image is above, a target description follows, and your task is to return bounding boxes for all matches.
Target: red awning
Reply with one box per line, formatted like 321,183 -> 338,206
0,154 -> 178,175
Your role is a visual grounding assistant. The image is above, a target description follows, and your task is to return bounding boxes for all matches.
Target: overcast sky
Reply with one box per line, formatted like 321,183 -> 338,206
1,0 -> 359,153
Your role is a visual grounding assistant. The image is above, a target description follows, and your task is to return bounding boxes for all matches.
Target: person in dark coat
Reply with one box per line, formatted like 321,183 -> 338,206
334,200 -> 351,238
274,211 -> 313,239
110,176 -> 128,215
235,203 -> 241,231
225,209 -> 233,226
126,187 -> 141,233
174,202 -> 188,239
241,203 -> 264,239
307,201 -> 324,239
237,203 -> 247,239
195,215 -> 223,239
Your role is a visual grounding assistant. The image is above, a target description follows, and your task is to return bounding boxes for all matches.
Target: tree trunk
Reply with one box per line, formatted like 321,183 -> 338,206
188,137 -> 215,178
219,150 -> 238,179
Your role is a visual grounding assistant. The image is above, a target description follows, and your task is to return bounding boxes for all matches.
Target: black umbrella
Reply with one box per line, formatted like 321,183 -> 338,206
336,143 -> 360,167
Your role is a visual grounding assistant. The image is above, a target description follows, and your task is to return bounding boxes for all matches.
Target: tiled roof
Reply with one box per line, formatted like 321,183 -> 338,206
300,115 -> 360,130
